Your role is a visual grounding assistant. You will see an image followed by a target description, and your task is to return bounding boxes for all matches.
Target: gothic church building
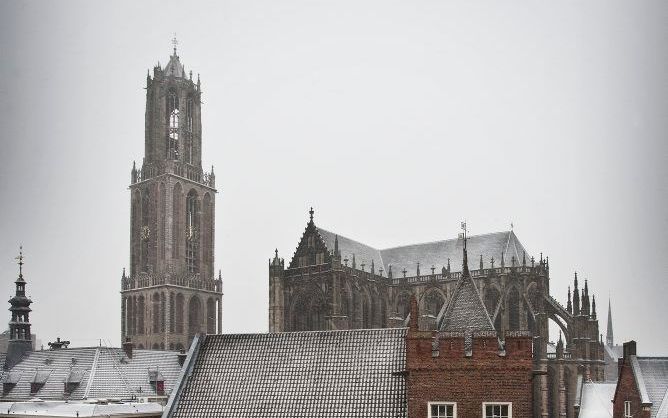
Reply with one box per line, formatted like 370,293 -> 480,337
270,209 -> 606,418
121,45 -> 222,351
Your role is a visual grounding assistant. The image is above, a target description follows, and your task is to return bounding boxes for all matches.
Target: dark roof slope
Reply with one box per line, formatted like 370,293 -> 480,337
318,228 -> 384,272
316,228 -> 530,277
439,272 -> 495,333
170,328 -> 407,418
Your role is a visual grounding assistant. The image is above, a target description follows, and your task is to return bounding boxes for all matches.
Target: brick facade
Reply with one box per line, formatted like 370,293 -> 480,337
612,341 -> 652,418
406,297 -> 534,418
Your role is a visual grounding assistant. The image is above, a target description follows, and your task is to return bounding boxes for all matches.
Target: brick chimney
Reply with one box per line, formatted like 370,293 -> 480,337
122,337 -> 134,359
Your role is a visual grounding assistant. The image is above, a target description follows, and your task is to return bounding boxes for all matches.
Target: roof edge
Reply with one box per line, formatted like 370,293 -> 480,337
630,355 -> 652,406
163,334 -> 204,418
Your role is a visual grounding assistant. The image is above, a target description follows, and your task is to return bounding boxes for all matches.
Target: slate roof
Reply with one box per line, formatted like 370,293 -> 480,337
439,270 -> 495,333
578,382 -> 615,418
316,228 -> 530,277
164,53 -> 185,79
0,347 -> 182,401
634,357 -> 668,417
167,328 -> 407,418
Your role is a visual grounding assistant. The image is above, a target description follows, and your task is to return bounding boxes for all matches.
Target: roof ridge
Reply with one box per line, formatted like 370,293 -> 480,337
381,230 -> 513,252
209,327 -> 408,338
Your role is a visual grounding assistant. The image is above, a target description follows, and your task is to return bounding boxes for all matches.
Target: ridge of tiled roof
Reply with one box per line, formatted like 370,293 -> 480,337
169,328 -> 407,418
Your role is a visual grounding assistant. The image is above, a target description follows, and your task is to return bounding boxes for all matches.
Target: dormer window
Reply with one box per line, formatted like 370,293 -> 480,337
148,369 -> 165,396
2,371 -> 21,394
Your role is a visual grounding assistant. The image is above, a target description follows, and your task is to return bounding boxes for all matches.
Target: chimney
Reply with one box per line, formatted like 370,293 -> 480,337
122,337 -> 134,359
623,340 -> 636,361
177,349 -> 187,366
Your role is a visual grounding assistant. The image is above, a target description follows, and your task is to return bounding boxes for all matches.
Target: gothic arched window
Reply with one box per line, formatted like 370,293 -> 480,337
185,98 -> 194,164
152,292 -> 160,333
167,91 -> 179,160
175,293 -> 184,334
137,295 -> 145,335
206,297 -> 216,334
185,190 -> 199,273
508,287 -> 521,331
141,189 -> 150,272
188,296 -> 202,342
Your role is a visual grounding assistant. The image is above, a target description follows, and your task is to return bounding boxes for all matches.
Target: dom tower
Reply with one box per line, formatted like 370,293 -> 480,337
121,42 -> 222,351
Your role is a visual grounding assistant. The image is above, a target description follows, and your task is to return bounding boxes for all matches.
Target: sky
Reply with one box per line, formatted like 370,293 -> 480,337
0,0 -> 666,354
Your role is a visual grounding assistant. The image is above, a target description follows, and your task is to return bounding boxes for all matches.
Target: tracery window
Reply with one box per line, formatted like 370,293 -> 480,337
185,98 -> 193,164
185,190 -> 199,273
167,91 -> 179,160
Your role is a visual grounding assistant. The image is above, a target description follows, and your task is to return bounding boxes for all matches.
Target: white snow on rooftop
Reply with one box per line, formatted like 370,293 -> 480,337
579,383 -> 615,418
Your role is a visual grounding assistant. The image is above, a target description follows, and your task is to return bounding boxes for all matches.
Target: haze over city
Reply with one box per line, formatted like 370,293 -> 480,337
1,0 -> 666,354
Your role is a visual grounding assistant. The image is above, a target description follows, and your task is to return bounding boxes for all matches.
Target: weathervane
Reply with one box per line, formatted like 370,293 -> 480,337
15,245 -> 24,276
171,33 -> 178,54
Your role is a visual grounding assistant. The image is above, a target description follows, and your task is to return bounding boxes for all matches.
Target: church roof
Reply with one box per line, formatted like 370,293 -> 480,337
317,227 -> 529,277
166,329 -> 407,418
0,347 -> 182,401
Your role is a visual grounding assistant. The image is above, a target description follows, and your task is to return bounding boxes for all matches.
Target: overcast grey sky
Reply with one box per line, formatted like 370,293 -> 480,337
1,0 -> 666,353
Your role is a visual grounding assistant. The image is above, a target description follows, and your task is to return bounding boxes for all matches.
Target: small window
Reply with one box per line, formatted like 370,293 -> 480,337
624,401 -> 631,417
483,403 -> 511,418
429,402 -> 456,418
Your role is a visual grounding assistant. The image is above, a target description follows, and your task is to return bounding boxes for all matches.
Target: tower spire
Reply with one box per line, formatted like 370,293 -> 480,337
566,286 -> 572,314
461,221 -> 470,277
606,297 -> 614,347
573,272 -> 580,316
7,246 -> 33,369
171,33 -> 178,55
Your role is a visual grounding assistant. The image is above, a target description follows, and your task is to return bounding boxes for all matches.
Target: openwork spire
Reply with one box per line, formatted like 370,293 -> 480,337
606,297 -> 614,347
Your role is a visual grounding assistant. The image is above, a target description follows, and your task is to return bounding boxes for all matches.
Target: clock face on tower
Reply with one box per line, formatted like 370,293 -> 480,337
141,225 -> 150,240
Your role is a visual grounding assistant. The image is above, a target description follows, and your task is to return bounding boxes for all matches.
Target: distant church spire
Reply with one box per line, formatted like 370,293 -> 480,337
573,272 -> 580,316
461,222 -> 470,277
606,297 -> 614,347
6,246 -> 33,370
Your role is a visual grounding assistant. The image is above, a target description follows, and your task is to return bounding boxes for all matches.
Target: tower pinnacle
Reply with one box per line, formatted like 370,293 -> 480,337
171,33 -> 178,55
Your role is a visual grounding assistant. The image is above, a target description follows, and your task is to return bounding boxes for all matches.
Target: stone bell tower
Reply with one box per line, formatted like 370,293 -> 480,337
121,39 -> 222,351
6,247 -> 33,370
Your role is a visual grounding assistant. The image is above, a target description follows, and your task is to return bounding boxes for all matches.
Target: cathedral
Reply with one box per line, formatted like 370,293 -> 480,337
120,44 -> 223,351
270,209 -> 606,417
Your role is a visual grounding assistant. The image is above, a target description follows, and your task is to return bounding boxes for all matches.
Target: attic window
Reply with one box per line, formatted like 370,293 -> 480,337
2,371 -> 21,394
148,369 -> 165,396
64,369 -> 84,394
31,369 -> 51,394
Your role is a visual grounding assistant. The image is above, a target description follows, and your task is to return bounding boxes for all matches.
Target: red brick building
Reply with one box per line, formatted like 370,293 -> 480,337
406,240 -> 534,418
612,341 -> 668,418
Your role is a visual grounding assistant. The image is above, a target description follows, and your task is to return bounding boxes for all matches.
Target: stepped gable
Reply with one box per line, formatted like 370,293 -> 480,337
0,347 -> 182,401
168,328 -> 407,418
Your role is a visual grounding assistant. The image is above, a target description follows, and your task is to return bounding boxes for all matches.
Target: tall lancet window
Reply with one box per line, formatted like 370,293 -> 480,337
167,91 -> 180,160
185,190 -> 199,273
185,98 -> 194,164
141,189 -> 150,272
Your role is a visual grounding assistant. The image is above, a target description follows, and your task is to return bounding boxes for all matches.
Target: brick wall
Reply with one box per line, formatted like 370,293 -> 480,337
407,328 -> 534,418
613,342 -> 650,418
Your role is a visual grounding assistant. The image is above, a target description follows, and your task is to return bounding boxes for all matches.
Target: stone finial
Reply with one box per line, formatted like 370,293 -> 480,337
447,258 -> 451,272
388,265 -> 393,279
522,251 -> 526,266
567,286 -> 572,314
360,262 -> 365,272
416,262 -> 420,277
531,256 -> 535,267
402,268 -> 407,278
500,251 -> 505,268
343,258 -> 349,267
379,267 -> 384,277
371,259 -> 375,275
352,254 -> 356,269
490,257 -> 495,269
479,254 -> 483,270
592,294 -> 597,319
431,265 -> 435,275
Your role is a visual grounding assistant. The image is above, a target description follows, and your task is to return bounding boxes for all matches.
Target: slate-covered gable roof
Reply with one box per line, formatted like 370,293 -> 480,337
635,357 -> 668,417
168,328 -> 407,418
318,228 -> 384,272
439,273 -> 495,333
0,347 -> 182,401
314,225 -> 530,277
